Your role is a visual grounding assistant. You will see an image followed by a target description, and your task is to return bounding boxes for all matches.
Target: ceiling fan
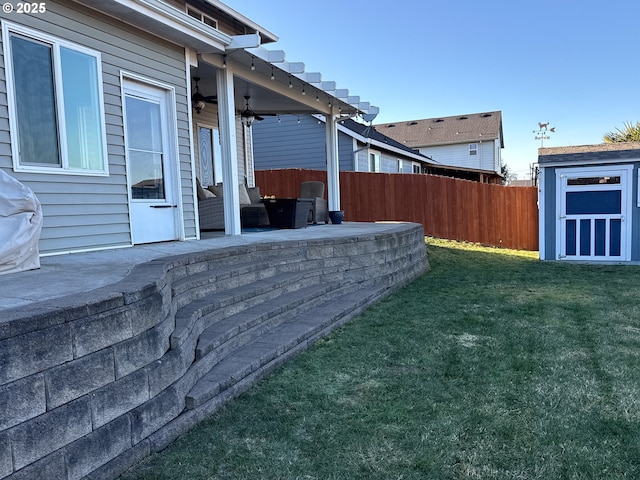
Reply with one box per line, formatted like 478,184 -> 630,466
191,77 -> 216,114
240,95 -> 264,127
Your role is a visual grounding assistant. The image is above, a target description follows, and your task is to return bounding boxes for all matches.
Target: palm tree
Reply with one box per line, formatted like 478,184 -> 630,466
603,121 -> 640,143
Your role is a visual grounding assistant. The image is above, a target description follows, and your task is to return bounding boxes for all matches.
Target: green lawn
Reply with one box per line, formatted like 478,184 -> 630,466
122,238 -> 640,479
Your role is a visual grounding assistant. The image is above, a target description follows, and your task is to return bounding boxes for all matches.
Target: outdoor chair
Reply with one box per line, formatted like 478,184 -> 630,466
196,179 -> 269,230
299,180 -> 329,224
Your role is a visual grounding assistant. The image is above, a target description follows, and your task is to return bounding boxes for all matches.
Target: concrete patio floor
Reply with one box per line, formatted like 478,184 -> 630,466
0,222 -> 411,310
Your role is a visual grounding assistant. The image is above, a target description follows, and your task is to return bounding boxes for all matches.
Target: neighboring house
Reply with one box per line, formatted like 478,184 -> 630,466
253,114 -> 432,174
509,179 -> 536,187
538,142 -> 640,262
375,111 -> 504,183
253,114 -> 497,182
0,0 -> 378,255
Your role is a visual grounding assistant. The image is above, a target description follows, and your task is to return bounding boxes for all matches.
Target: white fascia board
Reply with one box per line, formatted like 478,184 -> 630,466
78,0 -> 232,52
228,33 -> 261,50
538,157 -> 640,168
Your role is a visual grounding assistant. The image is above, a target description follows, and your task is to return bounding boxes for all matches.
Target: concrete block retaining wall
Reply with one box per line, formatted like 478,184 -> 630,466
0,224 -> 428,479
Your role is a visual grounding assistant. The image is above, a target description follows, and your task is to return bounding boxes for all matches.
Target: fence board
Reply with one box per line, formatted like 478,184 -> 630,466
255,169 -> 539,251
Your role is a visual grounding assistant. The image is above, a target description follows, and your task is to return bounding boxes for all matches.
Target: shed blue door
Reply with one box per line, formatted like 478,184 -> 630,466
556,166 -> 632,261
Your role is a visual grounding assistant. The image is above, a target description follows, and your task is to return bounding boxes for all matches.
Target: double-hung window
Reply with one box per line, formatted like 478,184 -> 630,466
2,22 -> 108,175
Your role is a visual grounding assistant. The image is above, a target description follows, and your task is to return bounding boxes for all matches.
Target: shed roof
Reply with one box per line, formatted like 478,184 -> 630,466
375,111 -> 503,148
538,142 -> 640,165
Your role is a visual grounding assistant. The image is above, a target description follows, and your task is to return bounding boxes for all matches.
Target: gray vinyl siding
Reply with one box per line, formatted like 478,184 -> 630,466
337,132 -> 353,171
356,150 -> 368,172
253,114 -> 354,172
253,115 -> 327,170
380,154 -> 399,173
400,159 -> 413,173
0,0 -> 193,253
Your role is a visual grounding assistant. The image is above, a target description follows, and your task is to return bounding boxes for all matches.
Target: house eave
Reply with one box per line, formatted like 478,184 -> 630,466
72,0 -> 233,53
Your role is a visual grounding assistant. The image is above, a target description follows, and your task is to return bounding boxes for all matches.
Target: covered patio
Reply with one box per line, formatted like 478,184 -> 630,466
188,43 -> 380,236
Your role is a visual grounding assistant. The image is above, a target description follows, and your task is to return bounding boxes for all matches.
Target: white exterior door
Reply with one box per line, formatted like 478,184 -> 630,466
124,79 -> 179,244
556,165 -> 632,261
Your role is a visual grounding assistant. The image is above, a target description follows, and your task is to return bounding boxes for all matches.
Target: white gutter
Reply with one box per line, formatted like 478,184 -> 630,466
74,0 -> 233,52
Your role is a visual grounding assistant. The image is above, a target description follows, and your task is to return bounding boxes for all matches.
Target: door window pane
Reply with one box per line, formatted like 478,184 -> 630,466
61,47 -> 105,170
568,176 -> 620,186
126,96 -> 165,200
10,34 -> 60,166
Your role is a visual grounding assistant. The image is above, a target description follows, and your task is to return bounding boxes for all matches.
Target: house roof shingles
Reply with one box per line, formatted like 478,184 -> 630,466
338,118 -> 433,161
375,111 -> 504,148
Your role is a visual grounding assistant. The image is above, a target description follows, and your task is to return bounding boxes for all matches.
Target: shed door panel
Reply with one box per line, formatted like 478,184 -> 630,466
556,166 -> 632,261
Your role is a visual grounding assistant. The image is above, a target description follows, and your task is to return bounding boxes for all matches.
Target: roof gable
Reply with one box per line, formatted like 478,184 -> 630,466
375,111 -> 503,148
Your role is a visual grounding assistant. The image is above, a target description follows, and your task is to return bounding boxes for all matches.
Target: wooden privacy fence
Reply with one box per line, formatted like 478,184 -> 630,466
255,169 -> 539,251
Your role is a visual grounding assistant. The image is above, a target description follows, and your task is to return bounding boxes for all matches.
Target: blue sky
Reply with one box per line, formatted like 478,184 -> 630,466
222,0 -> 638,179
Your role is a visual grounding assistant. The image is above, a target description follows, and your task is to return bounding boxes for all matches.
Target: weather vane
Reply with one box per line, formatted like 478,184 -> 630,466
533,122 -> 555,147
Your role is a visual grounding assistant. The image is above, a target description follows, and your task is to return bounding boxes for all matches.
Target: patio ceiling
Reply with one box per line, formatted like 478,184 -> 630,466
195,47 -> 379,122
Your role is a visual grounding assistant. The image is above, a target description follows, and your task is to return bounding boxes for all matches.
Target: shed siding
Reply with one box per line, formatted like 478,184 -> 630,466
0,1 -> 193,253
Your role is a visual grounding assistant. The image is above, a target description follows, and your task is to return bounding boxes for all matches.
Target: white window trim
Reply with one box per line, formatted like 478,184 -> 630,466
469,143 -> 478,156
2,21 -> 109,176
369,151 -> 380,173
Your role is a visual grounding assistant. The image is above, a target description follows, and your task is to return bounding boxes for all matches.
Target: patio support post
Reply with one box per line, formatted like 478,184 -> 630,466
216,64 -> 242,235
325,108 -> 341,212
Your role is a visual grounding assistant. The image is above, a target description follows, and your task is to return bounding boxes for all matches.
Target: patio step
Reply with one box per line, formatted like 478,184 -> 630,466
184,283 -> 386,411
170,270 -> 327,349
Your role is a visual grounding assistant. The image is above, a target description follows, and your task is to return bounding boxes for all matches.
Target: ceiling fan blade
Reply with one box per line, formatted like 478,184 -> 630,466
204,96 -> 217,104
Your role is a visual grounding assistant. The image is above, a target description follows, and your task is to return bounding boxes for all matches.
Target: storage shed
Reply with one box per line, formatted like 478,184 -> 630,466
538,142 -> 640,262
